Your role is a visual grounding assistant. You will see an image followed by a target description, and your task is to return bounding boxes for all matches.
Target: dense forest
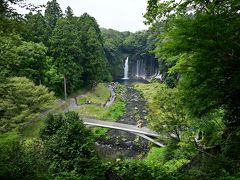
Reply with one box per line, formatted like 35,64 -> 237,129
102,28 -> 158,79
1,0 -> 240,179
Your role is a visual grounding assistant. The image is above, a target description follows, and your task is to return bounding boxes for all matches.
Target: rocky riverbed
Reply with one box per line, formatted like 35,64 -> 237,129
96,84 -> 149,160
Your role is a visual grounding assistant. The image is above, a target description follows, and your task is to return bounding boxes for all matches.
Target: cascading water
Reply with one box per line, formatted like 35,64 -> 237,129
122,57 -> 129,79
136,60 -> 140,77
133,59 -> 159,79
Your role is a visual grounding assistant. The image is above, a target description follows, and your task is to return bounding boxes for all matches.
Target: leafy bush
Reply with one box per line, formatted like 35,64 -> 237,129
107,160 -> 165,180
40,112 -> 106,179
0,132 -> 49,179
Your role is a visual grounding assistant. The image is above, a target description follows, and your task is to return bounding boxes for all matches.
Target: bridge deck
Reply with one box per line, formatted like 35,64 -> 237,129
82,118 -> 159,137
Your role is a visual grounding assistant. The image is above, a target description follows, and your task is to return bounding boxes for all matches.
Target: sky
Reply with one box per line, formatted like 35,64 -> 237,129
15,0 -> 148,32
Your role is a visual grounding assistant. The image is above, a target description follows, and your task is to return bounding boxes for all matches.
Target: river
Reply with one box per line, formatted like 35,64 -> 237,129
95,79 -> 150,160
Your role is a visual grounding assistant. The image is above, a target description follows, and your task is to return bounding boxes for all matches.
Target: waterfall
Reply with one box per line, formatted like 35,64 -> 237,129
134,59 -> 159,79
155,71 -> 163,81
136,60 -> 140,77
122,57 -> 129,79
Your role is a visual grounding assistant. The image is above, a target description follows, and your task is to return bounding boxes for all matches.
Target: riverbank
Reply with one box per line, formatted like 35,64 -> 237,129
96,84 -> 150,160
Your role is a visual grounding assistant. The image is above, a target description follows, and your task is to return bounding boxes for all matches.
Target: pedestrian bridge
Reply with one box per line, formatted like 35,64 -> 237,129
82,118 -> 165,147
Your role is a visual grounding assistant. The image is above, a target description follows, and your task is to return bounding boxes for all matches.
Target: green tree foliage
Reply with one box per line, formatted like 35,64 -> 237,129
0,0 -> 24,33
0,77 -> 55,133
108,160 -> 165,179
44,0 -> 62,31
23,12 -> 48,44
101,28 -> 128,78
50,17 -> 83,95
145,0 -> 240,176
15,41 -> 47,84
78,13 -> 111,86
40,112 -> 105,179
0,132 -> 49,179
0,34 -> 48,84
65,6 -> 73,19
43,56 -> 63,94
148,84 -> 189,141
101,28 -> 158,79
0,34 -> 21,78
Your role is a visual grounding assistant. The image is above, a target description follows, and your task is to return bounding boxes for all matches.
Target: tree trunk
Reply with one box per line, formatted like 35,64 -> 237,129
64,76 -> 67,100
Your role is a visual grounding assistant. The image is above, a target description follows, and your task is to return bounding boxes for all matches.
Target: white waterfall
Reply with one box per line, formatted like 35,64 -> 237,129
155,71 -> 163,81
122,57 -> 129,79
136,60 -> 140,77
134,59 -> 159,79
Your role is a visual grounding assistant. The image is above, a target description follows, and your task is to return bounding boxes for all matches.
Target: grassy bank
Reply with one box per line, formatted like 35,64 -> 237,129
74,83 -> 125,138
75,84 -> 125,121
77,83 -> 111,106
134,82 -> 162,123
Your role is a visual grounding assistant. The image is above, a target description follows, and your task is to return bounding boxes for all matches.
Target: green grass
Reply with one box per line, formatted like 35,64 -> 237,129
76,97 -> 125,138
134,82 -> 163,122
75,83 -> 125,121
91,127 -> 109,138
75,83 -> 126,138
77,83 -> 110,106
134,82 -> 161,104
75,97 -> 125,121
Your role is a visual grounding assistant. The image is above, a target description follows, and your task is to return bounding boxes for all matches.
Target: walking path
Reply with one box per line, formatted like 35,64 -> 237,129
83,117 -> 164,147
83,118 -> 159,137
105,84 -> 116,107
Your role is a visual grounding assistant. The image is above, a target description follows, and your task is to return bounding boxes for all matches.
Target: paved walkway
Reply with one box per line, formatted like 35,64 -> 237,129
105,84 -> 116,107
82,117 -> 159,137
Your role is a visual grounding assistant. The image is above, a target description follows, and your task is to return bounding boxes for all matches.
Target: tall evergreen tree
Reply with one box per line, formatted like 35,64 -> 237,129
78,13 -> 111,86
44,0 -> 62,38
23,12 -> 48,44
65,6 -> 73,19
50,17 -> 83,98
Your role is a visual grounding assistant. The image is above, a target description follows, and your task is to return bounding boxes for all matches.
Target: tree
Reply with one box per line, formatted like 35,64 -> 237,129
0,0 -> 24,33
148,84 -> 189,142
101,28 -> 129,78
0,132 -> 49,179
0,34 -> 48,84
40,112 -> 105,179
16,41 -> 47,85
50,18 -> 83,98
78,13 -> 111,86
145,0 -> 240,172
23,12 -> 48,44
65,6 -> 73,19
44,0 -> 62,40
0,77 -> 55,133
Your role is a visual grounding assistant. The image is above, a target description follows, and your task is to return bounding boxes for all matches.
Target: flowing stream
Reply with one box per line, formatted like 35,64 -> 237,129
95,81 -> 149,160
